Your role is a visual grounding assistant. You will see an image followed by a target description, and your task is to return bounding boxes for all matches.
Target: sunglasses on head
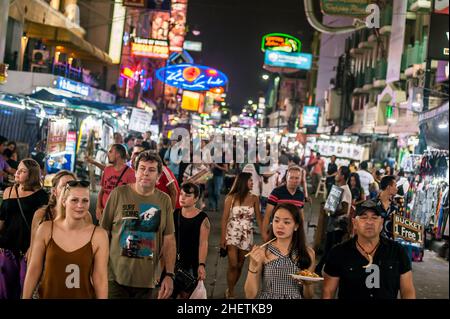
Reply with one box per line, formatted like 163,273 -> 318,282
66,180 -> 90,188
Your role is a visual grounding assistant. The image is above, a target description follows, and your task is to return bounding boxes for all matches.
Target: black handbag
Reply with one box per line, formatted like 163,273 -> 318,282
174,261 -> 197,293
174,210 -> 197,293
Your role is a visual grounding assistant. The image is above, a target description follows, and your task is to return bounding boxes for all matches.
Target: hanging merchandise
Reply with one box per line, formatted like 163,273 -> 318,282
400,154 -> 421,173
419,150 -> 449,178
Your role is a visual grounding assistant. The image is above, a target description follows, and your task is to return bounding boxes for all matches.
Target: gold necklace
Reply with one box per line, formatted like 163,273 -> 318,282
356,240 -> 380,268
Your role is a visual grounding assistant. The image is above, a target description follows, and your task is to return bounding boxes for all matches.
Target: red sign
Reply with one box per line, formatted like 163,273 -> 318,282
435,0 -> 449,14
183,66 -> 201,82
123,0 -> 147,8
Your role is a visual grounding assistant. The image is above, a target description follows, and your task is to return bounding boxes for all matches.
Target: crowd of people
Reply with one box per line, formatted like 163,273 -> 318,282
0,132 -> 417,299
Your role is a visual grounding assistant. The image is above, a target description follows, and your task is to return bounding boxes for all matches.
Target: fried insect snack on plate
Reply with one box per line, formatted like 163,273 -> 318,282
296,269 -> 320,278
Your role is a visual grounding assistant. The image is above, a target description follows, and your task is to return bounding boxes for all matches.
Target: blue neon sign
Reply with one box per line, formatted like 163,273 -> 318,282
55,76 -> 90,96
155,64 -> 228,91
264,51 -> 313,70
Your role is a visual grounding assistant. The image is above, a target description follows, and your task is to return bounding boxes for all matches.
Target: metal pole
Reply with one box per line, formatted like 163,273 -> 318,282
417,0 -> 435,154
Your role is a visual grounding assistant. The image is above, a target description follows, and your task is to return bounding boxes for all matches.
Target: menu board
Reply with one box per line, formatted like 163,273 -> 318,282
393,214 -> 424,245
128,108 -> 153,133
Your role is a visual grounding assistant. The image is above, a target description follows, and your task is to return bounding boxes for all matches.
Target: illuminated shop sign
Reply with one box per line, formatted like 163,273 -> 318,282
131,37 -> 169,59
261,33 -> 302,53
302,106 -> 320,126
181,90 -> 202,111
55,77 -> 90,96
264,51 -> 312,70
156,64 -> 228,91
184,40 -> 202,52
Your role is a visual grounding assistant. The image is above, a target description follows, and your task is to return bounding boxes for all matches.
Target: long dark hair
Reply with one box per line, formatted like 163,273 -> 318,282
17,158 -> 42,191
348,173 -> 362,190
227,172 -> 252,205
269,203 -> 312,270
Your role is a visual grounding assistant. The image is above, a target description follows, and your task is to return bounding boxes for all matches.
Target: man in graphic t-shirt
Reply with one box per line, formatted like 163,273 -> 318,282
101,151 -> 176,299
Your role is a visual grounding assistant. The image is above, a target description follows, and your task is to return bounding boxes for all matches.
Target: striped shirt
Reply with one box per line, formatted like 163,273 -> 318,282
267,185 -> 305,209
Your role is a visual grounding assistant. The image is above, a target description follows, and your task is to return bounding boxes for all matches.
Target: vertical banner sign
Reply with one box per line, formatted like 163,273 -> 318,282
387,0 -> 407,83
47,120 -> 69,155
65,131 -> 77,172
169,0 -> 188,52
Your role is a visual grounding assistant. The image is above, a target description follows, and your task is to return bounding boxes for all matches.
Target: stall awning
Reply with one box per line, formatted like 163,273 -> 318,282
24,22 -> 112,64
29,89 -> 125,113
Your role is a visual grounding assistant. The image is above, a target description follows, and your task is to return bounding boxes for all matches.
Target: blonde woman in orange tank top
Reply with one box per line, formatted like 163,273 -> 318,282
22,181 -> 109,299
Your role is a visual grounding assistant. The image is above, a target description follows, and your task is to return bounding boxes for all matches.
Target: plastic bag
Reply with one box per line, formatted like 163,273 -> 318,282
189,280 -> 207,299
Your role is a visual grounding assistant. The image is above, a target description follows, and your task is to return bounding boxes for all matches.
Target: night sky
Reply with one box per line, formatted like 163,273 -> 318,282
186,0 -> 315,114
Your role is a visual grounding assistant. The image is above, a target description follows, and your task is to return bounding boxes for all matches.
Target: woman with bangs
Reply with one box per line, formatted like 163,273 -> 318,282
23,180 -> 109,299
244,203 -> 316,299
0,159 -> 48,299
171,182 -> 210,299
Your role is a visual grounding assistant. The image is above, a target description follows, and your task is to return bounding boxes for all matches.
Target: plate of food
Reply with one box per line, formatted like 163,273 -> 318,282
290,270 -> 324,282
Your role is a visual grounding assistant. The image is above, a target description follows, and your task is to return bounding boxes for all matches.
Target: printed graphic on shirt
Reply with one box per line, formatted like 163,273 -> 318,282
119,203 -> 161,259
104,174 -> 125,195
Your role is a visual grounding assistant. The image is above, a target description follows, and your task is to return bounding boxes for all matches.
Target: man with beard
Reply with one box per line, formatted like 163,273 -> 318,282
96,144 -> 136,221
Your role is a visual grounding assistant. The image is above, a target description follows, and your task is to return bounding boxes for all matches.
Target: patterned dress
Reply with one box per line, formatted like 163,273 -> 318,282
225,206 -> 255,251
258,244 -> 302,299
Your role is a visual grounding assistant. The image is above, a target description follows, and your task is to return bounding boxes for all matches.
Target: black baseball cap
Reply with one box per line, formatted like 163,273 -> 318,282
355,200 -> 382,217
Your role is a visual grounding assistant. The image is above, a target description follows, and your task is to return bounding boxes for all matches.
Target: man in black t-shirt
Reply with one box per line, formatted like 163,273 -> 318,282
322,200 -> 416,299
326,155 -> 338,196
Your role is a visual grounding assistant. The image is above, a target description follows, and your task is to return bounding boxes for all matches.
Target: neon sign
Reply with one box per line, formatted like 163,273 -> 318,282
55,77 -> 90,96
261,33 -> 302,53
264,51 -> 312,70
121,67 -> 135,79
131,37 -> 169,59
156,64 -> 228,91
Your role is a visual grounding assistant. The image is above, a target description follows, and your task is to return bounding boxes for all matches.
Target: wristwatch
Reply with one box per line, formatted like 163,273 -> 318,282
199,263 -> 206,268
165,272 -> 175,280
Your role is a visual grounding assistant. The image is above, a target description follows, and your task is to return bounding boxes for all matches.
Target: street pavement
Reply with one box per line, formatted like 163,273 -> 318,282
202,195 -> 449,299
89,188 -> 449,299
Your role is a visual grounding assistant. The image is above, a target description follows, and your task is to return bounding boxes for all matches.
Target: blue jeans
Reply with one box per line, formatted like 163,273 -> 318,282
208,175 -> 223,211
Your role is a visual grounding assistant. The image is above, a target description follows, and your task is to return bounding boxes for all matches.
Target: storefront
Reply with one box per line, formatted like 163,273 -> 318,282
306,135 -> 370,167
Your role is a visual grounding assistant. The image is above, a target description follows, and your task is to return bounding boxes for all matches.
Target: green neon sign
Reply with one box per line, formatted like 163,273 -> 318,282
386,105 -> 393,118
261,33 -> 302,53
